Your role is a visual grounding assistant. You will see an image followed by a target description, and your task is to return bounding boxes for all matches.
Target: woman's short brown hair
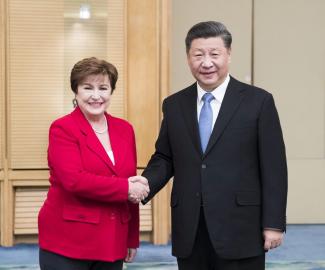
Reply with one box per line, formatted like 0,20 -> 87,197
70,57 -> 118,94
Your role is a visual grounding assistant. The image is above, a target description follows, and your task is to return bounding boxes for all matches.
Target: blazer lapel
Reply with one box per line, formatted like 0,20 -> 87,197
179,83 -> 203,156
107,114 -> 128,172
204,77 -> 246,157
71,108 -> 117,174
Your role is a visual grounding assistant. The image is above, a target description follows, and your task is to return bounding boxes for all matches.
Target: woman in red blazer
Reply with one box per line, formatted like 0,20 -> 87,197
38,57 -> 149,270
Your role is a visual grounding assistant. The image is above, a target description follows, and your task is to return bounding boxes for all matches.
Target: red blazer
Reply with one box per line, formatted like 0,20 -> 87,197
38,107 -> 139,262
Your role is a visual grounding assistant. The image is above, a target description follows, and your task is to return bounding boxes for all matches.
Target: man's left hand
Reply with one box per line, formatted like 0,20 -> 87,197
263,229 -> 284,251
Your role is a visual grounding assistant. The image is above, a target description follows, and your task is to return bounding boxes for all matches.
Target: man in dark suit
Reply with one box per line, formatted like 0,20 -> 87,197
142,21 -> 287,270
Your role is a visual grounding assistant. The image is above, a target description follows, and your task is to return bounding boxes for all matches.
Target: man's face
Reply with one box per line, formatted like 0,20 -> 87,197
187,37 -> 231,91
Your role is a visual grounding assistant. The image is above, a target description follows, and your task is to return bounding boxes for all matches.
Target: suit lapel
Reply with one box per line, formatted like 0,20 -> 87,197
179,83 -> 203,156
204,77 -> 245,157
71,108 -> 117,174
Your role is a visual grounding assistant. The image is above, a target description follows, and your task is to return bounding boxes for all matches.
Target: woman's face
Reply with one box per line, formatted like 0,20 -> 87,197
76,74 -> 112,119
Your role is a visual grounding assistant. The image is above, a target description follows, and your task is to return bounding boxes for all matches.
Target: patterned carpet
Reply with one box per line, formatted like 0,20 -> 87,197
1,226 -> 325,269
1,262 -> 325,270
267,262 -> 325,270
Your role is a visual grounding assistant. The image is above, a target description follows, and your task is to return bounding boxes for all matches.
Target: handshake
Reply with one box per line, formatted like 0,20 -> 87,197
128,176 -> 150,204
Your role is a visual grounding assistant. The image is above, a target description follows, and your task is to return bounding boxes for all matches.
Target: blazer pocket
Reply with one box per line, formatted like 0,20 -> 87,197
62,206 -> 100,224
236,191 -> 261,206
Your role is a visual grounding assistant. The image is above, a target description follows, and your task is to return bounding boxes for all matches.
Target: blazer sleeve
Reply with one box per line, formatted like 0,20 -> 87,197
127,202 -> 139,248
258,94 -> 288,231
127,128 -> 140,248
48,122 -> 129,203
142,99 -> 174,203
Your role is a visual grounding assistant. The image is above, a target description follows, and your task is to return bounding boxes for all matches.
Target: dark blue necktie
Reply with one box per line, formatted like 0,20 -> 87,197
199,93 -> 214,152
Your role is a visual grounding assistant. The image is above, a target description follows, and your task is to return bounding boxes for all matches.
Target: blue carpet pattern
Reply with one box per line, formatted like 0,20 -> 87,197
0,262 -> 325,270
0,225 -> 324,269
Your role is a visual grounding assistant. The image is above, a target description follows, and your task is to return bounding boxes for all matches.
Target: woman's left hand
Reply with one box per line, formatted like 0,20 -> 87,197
124,248 -> 137,263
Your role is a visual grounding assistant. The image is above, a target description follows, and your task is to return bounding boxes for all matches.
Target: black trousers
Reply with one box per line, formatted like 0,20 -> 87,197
177,211 -> 265,270
39,248 -> 123,270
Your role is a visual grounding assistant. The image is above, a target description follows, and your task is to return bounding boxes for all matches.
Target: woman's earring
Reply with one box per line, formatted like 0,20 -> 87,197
72,97 -> 78,108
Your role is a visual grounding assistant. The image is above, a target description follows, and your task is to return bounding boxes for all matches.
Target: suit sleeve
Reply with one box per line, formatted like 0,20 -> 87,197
258,94 -> 288,231
48,122 -> 129,203
127,128 -> 140,248
142,99 -> 174,203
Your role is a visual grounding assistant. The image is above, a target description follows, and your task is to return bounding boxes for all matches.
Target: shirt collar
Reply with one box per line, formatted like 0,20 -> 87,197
197,74 -> 230,103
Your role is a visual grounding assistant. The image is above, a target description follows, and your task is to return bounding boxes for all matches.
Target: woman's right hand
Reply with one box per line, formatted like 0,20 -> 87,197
128,176 -> 149,203
124,248 -> 137,262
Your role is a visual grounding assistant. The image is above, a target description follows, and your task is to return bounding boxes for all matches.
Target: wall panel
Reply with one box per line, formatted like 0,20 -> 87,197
63,1 -> 108,113
63,0 -> 125,118
127,0 -> 160,167
8,0 -> 65,169
140,201 -> 152,231
13,186 -> 152,235
254,0 -> 325,223
106,0 -> 125,118
0,0 -> 5,170
14,187 -> 47,235
127,0 -> 171,244
8,0 -> 126,169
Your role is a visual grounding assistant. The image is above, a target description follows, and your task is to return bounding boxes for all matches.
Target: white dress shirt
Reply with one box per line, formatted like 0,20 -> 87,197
197,74 -> 230,130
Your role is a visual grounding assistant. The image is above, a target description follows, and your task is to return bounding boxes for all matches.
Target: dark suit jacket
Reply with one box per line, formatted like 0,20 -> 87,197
143,76 -> 287,259
38,107 -> 139,262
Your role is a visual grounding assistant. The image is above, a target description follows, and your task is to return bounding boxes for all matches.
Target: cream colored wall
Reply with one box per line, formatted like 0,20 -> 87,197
254,0 -> 325,223
171,0 -> 325,223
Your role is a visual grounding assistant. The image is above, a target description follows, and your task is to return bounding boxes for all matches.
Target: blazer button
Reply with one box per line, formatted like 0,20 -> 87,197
201,164 -> 207,169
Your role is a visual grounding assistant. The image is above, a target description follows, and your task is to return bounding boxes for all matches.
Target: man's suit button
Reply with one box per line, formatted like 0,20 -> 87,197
201,164 -> 207,169
196,192 -> 200,197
